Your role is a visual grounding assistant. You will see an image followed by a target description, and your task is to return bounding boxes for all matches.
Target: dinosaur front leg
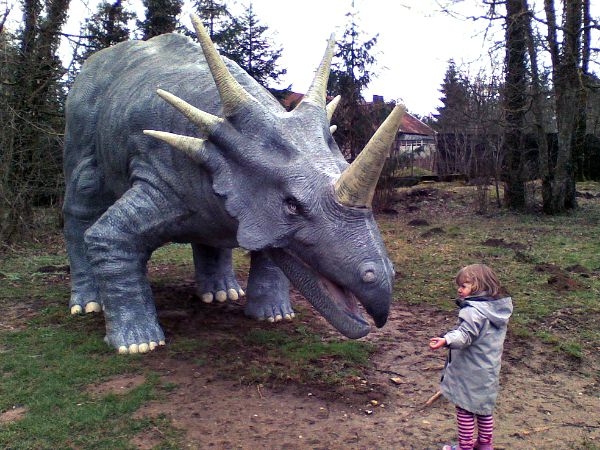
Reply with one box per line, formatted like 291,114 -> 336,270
192,244 -> 245,303
63,156 -> 113,315
84,184 -> 186,354
245,251 -> 294,322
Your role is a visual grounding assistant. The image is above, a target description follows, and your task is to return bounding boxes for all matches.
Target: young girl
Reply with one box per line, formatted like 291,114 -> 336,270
430,264 -> 513,450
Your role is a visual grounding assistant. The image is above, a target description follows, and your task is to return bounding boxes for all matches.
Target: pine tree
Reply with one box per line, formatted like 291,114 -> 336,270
215,4 -> 286,86
138,0 -> 182,40
76,0 -> 136,62
192,0 -> 232,43
434,60 -> 469,134
327,11 -> 378,159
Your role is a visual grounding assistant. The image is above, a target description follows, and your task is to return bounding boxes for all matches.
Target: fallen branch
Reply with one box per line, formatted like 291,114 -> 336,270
424,391 -> 442,407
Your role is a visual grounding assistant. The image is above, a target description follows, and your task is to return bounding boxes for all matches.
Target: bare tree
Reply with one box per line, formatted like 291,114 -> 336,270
502,0 -> 528,209
0,0 -> 70,242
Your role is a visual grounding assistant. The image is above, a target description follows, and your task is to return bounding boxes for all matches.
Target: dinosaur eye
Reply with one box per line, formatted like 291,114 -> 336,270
285,198 -> 301,215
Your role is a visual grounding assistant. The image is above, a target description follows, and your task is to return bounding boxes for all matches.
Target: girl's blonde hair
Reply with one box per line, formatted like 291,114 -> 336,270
455,264 -> 502,298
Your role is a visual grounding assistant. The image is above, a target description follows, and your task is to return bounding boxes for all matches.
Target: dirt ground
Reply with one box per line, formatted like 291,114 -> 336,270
86,281 -> 600,450
4,186 -> 599,449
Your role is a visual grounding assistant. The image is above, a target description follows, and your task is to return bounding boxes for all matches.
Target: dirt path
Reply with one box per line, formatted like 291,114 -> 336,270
115,289 -> 600,449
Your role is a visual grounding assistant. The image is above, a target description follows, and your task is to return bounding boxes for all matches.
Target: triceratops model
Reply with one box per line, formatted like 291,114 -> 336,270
63,15 -> 405,354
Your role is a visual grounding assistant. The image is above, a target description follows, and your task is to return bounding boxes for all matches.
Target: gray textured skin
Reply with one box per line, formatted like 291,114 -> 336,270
63,33 -> 395,351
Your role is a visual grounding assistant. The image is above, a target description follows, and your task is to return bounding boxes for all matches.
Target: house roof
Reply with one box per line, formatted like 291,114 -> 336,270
398,113 -> 435,137
278,91 -> 435,137
279,92 -> 304,109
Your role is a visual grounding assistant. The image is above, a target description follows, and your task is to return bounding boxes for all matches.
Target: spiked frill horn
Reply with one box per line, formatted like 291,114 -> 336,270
156,89 -> 223,135
143,130 -> 208,164
334,104 -> 406,208
326,95 -> 341,122
298,35 -> 336,109
190,14 -> 253,115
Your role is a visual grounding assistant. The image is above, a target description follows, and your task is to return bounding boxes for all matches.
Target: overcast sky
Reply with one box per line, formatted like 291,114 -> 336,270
235,0 -> 503,116
5,0 -> 513,115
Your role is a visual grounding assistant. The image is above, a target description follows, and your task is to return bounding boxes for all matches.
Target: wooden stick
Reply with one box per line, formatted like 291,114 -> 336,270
424,391 -> 442,407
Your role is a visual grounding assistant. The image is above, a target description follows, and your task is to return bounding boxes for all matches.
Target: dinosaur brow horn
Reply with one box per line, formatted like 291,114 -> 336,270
334,104 -> 406,208
297,34 -> 336,109
190,13 -> 254,116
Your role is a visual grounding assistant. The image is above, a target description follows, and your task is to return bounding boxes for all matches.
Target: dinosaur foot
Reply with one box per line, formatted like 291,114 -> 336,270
196,278 -> 245,304
104,319 -> 166,354
70,292 -> 102,315
244,295 -> 295,323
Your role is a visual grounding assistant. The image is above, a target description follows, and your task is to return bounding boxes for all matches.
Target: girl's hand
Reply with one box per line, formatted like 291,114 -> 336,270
429,337 -> 447,350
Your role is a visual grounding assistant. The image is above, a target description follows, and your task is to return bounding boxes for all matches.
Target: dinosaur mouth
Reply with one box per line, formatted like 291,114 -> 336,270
266,248 -> 371,339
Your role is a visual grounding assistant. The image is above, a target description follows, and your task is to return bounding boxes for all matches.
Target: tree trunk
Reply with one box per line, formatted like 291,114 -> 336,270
522,0 -> 552,209
543,0 -> 580,213
502,0 -> 528,209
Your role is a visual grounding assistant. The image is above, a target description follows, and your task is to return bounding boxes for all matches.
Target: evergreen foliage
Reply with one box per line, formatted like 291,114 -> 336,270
327,11 -> 378,160
138,0 -> 182,40
192,0 -> 233,43
76,0 -> 136,61
217,4 -> 286,86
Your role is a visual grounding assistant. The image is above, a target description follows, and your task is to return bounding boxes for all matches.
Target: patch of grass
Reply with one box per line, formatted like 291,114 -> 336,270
150,243 -> 193,266
0,236 -> 184,448
384,181 -> 600,360
168,336 -> 209,355
0,324 -> 185,448
241,328 -> 374,384
558,341 -> 583,359
577,438 -> 600,450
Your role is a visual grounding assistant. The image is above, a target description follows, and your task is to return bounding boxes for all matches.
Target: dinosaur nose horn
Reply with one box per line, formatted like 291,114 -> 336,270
190,14 -> 254,116
334,104 -> 406,208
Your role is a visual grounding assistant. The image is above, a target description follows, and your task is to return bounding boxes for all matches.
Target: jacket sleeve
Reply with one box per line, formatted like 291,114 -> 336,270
443,307 -> 487,349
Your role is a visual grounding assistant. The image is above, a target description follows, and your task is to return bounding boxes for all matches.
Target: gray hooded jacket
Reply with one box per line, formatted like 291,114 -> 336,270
440,295 -> 513,415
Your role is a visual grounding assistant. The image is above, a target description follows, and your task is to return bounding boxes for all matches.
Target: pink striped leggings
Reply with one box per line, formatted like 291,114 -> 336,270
455,406 -> 493,450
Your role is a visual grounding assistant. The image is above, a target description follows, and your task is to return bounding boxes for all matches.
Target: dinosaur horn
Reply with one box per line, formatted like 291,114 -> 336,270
156,89 -> 223,135
143,130 -> 208,164
334,104 -> 406,208
298,34 -> 336,109
326,95 -> 341,122
190,13 -> 253,116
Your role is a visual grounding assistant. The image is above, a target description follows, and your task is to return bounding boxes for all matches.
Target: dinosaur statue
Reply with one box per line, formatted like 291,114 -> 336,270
63,15 -> 405,354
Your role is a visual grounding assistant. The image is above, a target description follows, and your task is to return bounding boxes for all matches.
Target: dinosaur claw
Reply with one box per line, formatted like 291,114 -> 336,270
215,290 -> 227,302
201,293 -> 214,303
70,305 -> 83,315
128,344 -> 139,354
267,316 -> 275,323
84,302 -> 102,313
284,314 -> 292,321
239,288 -> 245,297
274,314 -> 283,322
138,343 -> 149,353
159,340 -> 166,346
118,346 -> 128,354
227,288 -> 239,301
149,341 -> 158,350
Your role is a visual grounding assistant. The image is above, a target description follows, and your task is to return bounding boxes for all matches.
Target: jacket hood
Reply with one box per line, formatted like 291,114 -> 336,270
461,296 -> 513,328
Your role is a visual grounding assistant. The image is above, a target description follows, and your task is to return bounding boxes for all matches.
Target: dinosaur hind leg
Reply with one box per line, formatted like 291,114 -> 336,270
245,251 -> 294,322
192,244 -> 245,303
